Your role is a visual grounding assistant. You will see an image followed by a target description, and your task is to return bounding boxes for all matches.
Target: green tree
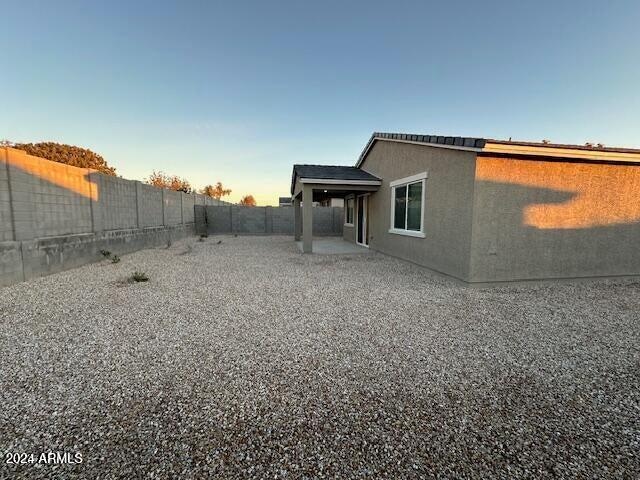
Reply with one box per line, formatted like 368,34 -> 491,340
13,142 -> 116,175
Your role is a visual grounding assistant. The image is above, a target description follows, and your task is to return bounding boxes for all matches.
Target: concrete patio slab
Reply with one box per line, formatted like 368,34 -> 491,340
296,237 -> 371,254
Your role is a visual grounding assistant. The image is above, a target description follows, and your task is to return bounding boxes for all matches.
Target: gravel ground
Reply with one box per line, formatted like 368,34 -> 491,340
0,236 -> 638,479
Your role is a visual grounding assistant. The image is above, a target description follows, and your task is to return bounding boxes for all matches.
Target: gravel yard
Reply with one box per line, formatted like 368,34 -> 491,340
1,235 -> 638,479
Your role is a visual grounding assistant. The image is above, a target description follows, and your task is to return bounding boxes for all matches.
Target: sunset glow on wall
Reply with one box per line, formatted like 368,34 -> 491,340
4,148 -> 98,200
476,156 -> 640,229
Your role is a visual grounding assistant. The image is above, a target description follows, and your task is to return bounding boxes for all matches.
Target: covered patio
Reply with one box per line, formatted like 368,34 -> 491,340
290,165 -> 381,253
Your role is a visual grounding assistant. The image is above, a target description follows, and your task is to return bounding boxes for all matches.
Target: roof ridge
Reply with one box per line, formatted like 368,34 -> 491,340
369,132 -> 640,154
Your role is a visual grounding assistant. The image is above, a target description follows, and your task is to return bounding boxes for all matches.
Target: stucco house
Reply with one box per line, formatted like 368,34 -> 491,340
290,132 -> 640,284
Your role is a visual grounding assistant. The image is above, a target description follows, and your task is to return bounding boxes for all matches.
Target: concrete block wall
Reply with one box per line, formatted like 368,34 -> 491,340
312,207 -> 335,235
0,149 -> 14,241
194,200 -> 208,234
163,190 -> 183,226
138,182 -> 164,227
198,205 -> 343,236
0,146 -> 233,287
0,242 -> 23,285
93,174 -> 138,231
231,205 -> 268,234
271,206 -> 294,234
182,193 -> 195,224
15,224 -> 195,285
203,205 -> 232,233
6,148 -> 93,240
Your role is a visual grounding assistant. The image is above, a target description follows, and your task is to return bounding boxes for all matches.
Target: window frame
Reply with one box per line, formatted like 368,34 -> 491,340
388,172 -> 427,238
344,195 -> 355,226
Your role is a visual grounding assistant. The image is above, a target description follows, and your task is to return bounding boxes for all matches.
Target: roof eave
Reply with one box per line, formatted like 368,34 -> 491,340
298,178 -> 382,186
481,142 -> 640,163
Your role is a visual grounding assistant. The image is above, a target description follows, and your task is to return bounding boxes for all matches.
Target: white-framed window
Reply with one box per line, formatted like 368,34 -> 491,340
345,196 -> 354,226
389,172 -> 427,238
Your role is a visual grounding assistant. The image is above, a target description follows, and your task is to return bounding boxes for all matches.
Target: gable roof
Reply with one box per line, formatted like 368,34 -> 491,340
356,132 -> 640,167
291,165 -> 381,194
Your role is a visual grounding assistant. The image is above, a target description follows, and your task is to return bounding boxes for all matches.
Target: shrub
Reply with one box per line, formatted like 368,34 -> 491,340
13,142 -> 116,175
146,171 -> 192,193
111,255 -> 121,264
100,249 -> 112,258
131,271 -> 149,282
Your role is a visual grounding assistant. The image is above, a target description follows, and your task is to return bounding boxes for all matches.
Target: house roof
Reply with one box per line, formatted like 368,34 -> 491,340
278,196 -> 292,204
356,132 -> 640,167
291,165 -> 381,194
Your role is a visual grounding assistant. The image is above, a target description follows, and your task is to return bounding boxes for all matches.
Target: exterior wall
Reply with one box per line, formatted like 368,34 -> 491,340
469,156 -> 640,282
343,224 -> 355,243
199,205 -> 343,236
358,141 -> 477,280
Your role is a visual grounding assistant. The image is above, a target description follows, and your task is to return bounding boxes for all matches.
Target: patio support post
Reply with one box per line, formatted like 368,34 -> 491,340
302,184 -> 313,253
294,196 -> 302,241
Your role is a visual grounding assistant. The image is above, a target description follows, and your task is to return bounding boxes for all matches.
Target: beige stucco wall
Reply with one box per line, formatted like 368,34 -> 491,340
469,155 -> 640,282
358,141 -> 477,280
343,223 -> 355,243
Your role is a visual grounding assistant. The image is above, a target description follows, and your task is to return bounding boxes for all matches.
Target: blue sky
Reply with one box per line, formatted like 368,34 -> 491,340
2,0 -> 639,205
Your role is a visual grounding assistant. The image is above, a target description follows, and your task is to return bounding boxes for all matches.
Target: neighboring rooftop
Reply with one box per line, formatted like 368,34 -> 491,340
357,132 -> 640,166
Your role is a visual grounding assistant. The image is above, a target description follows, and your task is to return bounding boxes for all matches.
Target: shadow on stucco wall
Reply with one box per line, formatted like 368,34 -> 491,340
471,174 -> 640,282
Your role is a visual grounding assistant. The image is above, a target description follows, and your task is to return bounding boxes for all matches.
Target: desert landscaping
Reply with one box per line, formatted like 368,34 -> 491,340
1,236 -> 638,478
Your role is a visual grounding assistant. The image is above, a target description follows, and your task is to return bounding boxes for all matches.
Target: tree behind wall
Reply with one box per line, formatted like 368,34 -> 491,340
12,142 -> 117,175
239,195 -> 256,206
146,171 -> 192,193
200,182 -> 232,199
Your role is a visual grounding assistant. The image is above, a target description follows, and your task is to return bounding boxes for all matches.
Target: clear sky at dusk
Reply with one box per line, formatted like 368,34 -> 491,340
2,1 -> 639,205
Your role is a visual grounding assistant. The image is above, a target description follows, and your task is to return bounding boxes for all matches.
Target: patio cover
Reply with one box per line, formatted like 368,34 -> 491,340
290,165 -> 381,253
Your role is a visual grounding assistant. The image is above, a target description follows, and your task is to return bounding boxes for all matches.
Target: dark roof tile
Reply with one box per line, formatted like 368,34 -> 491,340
291,165 -> 381,194
358,132 -> 640,166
